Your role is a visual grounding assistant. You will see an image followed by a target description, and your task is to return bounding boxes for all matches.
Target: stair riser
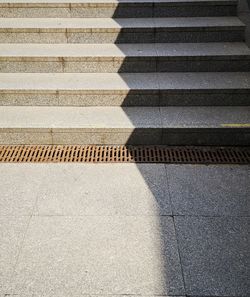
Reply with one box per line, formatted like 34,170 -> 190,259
157,59 -> 250,72
0,60 -> 156,73
0,30 -> 244,43
0,5 -> 237,18
1,59 -> 249,73
1,92 -> 249,106
0,129 -> 249,145
159,93 -> 250,105
161,129 -> 250,145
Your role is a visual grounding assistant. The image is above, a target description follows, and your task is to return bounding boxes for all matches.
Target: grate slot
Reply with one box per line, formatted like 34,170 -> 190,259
0,145 -> 249,164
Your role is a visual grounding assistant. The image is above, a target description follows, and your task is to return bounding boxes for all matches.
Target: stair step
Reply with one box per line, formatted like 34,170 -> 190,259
1,42 -> 249,72
1,72 -> 249,106
0,0 -> 237,17
0,106 -> 249,145
0,17 -> 244,43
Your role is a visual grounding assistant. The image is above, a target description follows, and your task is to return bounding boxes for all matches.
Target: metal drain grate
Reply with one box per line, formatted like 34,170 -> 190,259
0,145 -> 249,164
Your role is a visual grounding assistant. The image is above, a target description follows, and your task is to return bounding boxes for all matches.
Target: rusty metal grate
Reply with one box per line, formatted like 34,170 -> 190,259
0,145 -> 249,164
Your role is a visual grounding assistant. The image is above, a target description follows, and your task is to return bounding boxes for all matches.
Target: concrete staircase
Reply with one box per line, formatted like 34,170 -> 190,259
0,0 -> 250,146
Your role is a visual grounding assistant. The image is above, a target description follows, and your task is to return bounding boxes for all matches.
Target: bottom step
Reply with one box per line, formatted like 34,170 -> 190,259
0,106 -> 249,145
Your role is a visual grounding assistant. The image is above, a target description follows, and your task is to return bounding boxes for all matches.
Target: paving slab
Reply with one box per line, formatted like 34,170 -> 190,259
153,16 -> 244,28
175,216 -> 250,296
0,217 -> 30,294
160,106 -> 250,128
0,17 -> 155,30
0,164 -> 45,216
1,72 -> 249,92
0,73 -> 159,91
157,72 -> 250,90
0,106 -> 161,130
1,42 -> 249,59
8,216 -> 185,296
0,163 -> 171,216
166,164 -> 250,216
0,17 -> 243,30
0,43 -> 157,59
34,163 -> 171,216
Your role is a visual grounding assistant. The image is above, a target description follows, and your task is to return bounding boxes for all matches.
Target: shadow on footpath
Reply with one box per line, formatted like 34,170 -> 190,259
104,3 -> 185,295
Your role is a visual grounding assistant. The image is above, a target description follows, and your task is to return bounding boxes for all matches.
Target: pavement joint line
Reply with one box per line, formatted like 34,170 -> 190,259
164,165 -> 188,295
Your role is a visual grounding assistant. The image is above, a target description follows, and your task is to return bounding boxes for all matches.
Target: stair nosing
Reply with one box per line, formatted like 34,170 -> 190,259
0,72 -> 250,92
0,0 -> 238,7
1,43 -> 250,61
0,17 -> 244,32
0,106 -> 249,130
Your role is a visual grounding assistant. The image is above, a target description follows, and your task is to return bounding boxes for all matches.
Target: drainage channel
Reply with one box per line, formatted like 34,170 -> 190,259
0,145 -> 249,164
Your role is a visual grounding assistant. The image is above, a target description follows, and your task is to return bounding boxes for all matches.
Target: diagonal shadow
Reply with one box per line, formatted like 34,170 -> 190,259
103,3 -> 185,295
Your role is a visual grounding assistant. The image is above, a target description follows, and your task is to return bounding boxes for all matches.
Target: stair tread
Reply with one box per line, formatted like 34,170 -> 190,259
0,0 -> 237,5
1,72 -> 249,91
155,42 -> 250,57
0,42 -> 249,58
0,17 -> 244,30
0,106 -> 249,129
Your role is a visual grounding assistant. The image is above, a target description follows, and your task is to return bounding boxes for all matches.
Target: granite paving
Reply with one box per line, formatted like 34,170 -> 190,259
0,163 -> 249,296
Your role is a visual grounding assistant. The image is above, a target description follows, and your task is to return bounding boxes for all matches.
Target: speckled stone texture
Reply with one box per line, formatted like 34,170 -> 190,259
0,72 -> 249,106
1,42 -> 250,73
0,17 -> 245,43
1,163 -> 249,296
0,0 -> 238,18
175,216 -> 250,296
0,106 -> 250,145
166,164 -> 250,216
239,0 -> 250,46
0,0 -> 250,295
0,217 -> 30,295
8,216 -> 184,296
0,164 -> 187,296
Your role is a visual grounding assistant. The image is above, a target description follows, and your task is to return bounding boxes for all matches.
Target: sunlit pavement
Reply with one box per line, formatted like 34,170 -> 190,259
0,163 -> 249,296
